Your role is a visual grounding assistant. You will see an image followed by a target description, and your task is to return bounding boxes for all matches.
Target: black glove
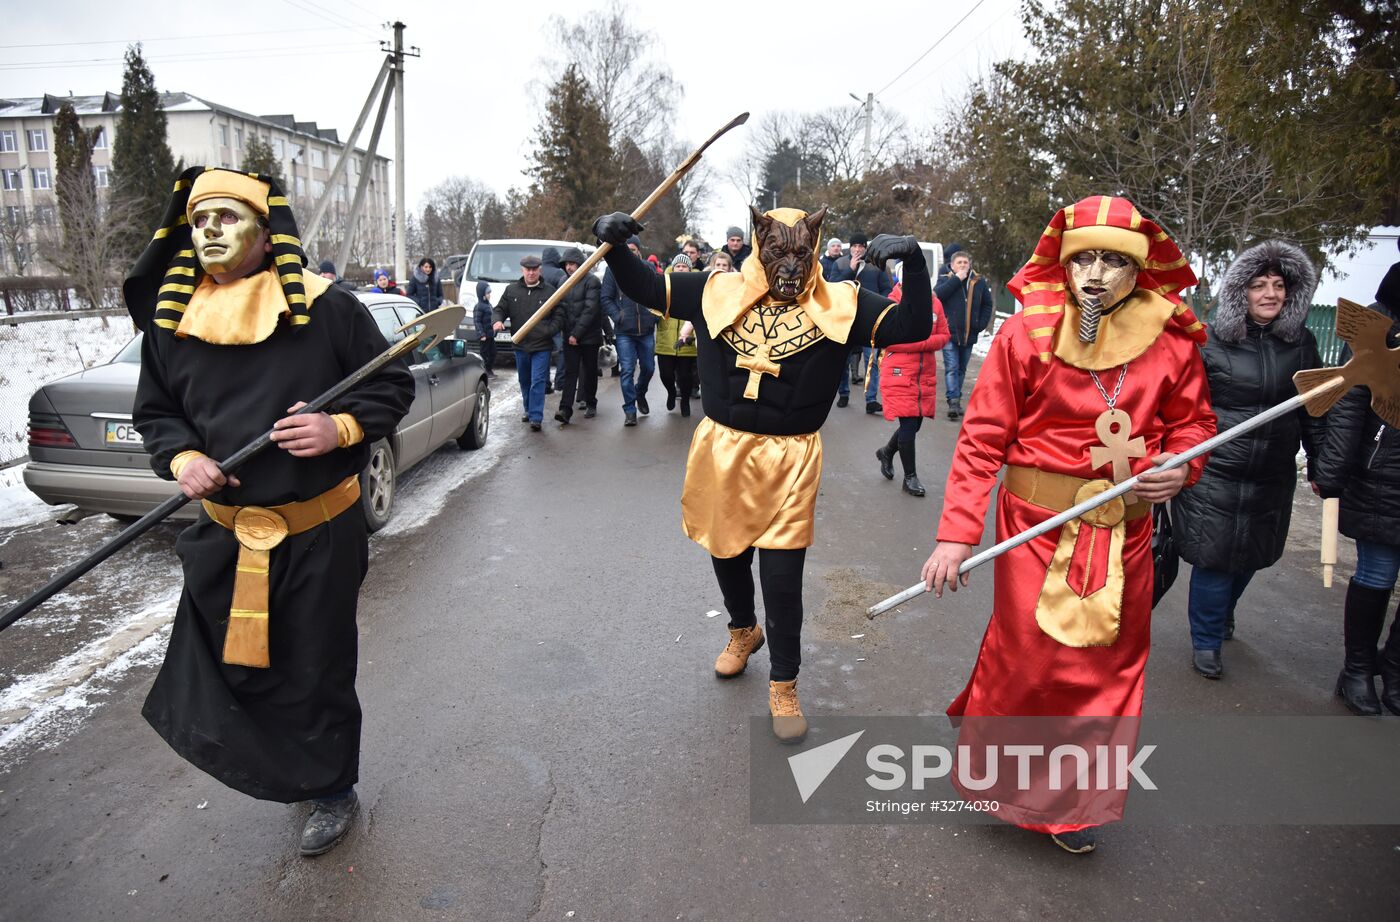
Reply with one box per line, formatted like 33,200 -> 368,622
592,212 -> 645,246
674,338 -> 686,351
865,234 -> 921,267
605,335 -> 616,346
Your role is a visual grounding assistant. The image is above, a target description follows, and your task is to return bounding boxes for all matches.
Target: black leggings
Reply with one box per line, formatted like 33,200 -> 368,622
710,547 -> 806,682
895,416 -> 923,444
657,354 -> 696,403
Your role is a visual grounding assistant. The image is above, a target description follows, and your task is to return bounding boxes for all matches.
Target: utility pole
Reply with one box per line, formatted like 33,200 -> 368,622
849,91 -> 874,177
383,22 -> 419,286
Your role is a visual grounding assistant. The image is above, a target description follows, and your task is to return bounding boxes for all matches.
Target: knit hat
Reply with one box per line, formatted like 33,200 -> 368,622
318,259 -> 337,275
827,237 -> 841,248
726,226 -> 744,240
560,246 -> 584,265
626,235 -> 641,248
670,253 -> 692,269
849,232 -> 869,246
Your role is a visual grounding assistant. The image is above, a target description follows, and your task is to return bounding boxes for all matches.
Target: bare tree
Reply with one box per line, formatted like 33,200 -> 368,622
0,205 -> 39,276
545,0 -> 680,151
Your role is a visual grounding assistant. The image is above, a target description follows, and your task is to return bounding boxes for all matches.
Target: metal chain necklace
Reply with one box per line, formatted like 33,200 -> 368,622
1088,362 -> 1130,409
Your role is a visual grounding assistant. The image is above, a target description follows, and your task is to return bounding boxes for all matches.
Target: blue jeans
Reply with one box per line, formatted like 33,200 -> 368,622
615,332 -> 655,414
1353,540 -> 1400,591
515,348 -> 551,423
1187,566 -> 1256,650
942,340 -> 977,401
839,350 -> 881,402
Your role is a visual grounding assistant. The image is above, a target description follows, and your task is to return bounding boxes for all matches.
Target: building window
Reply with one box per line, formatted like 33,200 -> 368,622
1,169 -> 19,191
219,124 -> 229,147
310,148 -> 325,169
4,205 -> 24,224
294,176 -> 306,196
31,168 -> 51,190
311,179 -> 325,198
235,127 -> 243,149
92,126 -> 106,149
27,128 -> 47,152
34,204 -> 55,225
273,138 -> 285,159
0,130 -> 15,152
93,165 -> 109,187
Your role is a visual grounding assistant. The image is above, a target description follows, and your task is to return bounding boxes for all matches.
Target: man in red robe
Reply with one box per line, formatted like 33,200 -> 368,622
921,195 -> 1215,854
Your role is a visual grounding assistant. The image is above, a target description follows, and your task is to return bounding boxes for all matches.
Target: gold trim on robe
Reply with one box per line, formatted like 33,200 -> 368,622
681,418 -> 822,558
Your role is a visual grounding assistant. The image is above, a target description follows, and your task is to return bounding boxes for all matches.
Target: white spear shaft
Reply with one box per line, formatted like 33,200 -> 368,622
867,375 -> 1346,617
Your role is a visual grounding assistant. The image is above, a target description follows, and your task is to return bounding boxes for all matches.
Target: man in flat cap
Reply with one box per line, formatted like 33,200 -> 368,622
494,253 -> 561,430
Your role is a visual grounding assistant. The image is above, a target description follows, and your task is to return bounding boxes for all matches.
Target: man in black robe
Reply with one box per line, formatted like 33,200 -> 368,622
592,206 -> 932,742
126,167 -> 414,856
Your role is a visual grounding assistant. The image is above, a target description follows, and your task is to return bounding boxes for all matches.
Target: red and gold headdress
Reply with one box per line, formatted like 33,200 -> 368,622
1008,195 -> 1205,363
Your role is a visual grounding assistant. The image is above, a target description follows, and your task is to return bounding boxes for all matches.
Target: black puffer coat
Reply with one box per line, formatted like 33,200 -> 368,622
558,270 -> 604,345
1173,240 -> 1322,571
1312,261 -> 1400,546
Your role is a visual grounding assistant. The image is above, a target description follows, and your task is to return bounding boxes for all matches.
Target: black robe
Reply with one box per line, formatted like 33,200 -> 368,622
601,248 -> 934,434
134,281 -> 414,802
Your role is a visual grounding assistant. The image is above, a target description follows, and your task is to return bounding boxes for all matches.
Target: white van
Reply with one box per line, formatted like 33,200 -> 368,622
457,238 -> 600,357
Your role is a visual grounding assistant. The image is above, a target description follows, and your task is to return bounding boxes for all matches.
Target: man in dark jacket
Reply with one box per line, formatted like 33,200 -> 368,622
826,232 -> 892,412
554,246 -> 604,423
541,246 -> 568,390
471,280 -> 496,377
317,259 -> 357,292
723,225 -> 753,270
601,235 -> 656,425
933,244 -> 994,420
493,254 -> 559,430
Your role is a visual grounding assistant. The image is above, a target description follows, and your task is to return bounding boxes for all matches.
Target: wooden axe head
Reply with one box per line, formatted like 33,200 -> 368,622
397,303 -> 466,351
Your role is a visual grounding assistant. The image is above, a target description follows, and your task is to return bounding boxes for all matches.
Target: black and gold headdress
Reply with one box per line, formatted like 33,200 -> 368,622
123,166 -> 314,333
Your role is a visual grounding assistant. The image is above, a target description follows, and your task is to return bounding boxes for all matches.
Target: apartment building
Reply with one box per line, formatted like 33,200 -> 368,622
0,91 -> 392,274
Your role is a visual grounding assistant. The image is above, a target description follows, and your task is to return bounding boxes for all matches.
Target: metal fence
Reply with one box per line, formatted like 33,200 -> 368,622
0,308 -> 135,468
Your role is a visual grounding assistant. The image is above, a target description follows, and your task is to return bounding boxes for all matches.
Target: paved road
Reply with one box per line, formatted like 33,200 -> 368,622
0,369 -> 1397,921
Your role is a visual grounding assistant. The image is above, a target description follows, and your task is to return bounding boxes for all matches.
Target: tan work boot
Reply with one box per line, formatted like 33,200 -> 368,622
769,679 -> 808,744
714,625 -> 765,678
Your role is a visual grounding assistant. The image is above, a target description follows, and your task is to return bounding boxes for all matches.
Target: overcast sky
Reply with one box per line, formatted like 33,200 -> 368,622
2,0 -> 1029,246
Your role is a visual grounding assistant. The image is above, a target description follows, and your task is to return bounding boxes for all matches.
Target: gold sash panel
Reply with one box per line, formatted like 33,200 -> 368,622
202,475 -> 361,668
681,418 -> 822,559
1002,465 -> 1148,649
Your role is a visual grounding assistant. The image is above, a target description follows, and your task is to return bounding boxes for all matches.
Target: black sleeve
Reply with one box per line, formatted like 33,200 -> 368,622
323,290 -> 415,442
1313,384 -> 1368,498
1298,330 -> 1325,479
933,272 -> 963,306
132,330 -> 202,480
600,245 -> 705,322
854,253 -> 933,349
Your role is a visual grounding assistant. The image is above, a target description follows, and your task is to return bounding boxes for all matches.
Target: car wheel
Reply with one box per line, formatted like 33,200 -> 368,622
457,378 -> 490,450
360,438 -> 395,532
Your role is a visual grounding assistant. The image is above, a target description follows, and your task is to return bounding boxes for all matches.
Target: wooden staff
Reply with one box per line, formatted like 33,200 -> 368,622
510,112 -> 749,344
1321,497 -> 1340,588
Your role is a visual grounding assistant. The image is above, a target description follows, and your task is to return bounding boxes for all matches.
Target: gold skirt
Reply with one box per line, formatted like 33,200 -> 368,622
681,417 -> 823,559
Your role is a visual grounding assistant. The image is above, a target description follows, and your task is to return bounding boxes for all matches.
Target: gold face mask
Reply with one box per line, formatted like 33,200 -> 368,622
1066,249 -> 1137,342
190,197 -> 268,276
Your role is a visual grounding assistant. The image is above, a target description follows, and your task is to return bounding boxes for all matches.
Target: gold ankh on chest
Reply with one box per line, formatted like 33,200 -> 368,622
736,344 -> 780,400
1089,408 -> 1146,503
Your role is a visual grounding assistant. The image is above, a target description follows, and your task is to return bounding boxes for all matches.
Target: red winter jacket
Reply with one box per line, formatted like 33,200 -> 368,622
878,288 -> 951,420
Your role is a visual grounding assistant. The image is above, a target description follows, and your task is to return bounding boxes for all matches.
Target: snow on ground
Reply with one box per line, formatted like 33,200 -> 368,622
0,312 -> 135,466
0,464 -> 66,528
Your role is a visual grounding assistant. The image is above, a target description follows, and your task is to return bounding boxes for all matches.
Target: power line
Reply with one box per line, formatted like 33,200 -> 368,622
874,0 -> 987,97
885,4 -> 1019,103
0,26 -> 369,50
280,0 -> 380,41
0,47 -> 379,71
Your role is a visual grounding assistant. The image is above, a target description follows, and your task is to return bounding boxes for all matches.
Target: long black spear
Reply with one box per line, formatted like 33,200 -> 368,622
0,304 -> 465,633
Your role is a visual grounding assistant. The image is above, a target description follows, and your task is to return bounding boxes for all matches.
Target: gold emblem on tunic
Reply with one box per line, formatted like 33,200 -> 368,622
722,303 -> 826,400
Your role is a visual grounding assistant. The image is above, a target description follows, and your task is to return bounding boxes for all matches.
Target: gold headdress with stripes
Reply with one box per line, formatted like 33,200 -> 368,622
123,166 -> 314,334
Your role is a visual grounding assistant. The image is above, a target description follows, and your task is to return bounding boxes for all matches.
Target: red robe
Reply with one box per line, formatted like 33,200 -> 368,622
937,309 -> 1214,831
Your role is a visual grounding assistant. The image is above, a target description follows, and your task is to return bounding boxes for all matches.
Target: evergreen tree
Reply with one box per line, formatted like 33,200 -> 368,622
240,135 -> 285,188
525,64 -> 614,239
52,103 -> 98,256
110,44 -> 177,262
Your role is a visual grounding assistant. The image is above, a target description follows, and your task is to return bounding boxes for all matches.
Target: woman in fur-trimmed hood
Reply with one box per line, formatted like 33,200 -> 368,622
1172,239 -> 1323,679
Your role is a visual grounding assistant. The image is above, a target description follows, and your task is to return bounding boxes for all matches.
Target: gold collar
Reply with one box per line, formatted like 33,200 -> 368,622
1052,288 -> 1177,370
177,268 -> 331,345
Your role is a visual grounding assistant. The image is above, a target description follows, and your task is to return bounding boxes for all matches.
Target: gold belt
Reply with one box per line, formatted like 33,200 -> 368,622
1003,465 -> 1150,521
1003,465 -> 1147,648
202,475 -> 361,668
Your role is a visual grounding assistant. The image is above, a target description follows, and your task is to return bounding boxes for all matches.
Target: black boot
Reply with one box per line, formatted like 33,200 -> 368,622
1380,602 -> 1400,716
946,399 -> 962,421
898,440 -> 925,497
1337,581 -> 1387,716
875,433 -> 898,481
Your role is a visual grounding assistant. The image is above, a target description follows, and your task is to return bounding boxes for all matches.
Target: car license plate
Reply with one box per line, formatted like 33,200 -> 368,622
104,419 -> 143,447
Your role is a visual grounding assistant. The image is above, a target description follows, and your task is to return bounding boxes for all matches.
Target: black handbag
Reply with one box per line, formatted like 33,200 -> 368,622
1151,501 -> 1179,608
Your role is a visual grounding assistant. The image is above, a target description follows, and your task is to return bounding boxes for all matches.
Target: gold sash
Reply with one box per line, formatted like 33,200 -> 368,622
1003,466 -> 1148,648
202,475 -> 361,667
